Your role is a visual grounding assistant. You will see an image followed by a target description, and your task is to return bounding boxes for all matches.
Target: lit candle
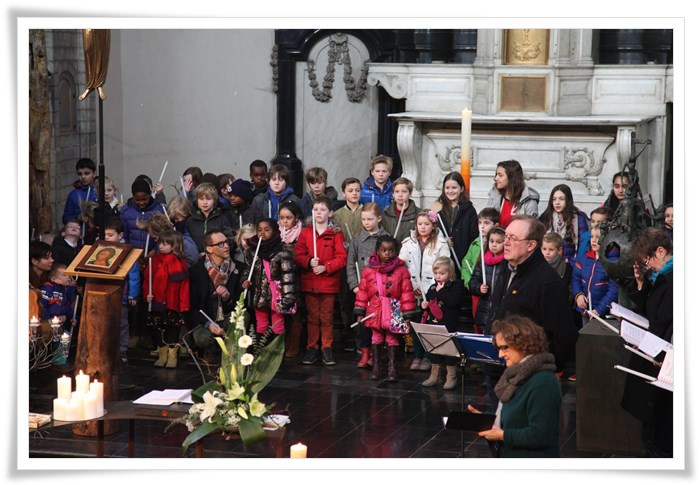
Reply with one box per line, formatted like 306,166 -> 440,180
51,316 -> 60,325
75,370 -> 90,394
90,379 -> 104,417
65,398 -> 81,421
71,391 -> 85,420
57,375 -> 72,401
83,391 -> 98,420
290,442 -> 307,458
53,397 -> 68,421
460,108 -> 472,198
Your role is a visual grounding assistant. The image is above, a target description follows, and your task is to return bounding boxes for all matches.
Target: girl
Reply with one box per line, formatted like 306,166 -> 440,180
664,203 -> 673,243
420,257 -> 465,390
143,230 -> 190,368
468,227 -> 506,333
485,160 -> 540,226
354,235 -> 417,382
602,171 -> 631,212
429,172 -> 479,267
399,210 -> 450,371
539,184 -> 589,264
347,202 -> 390,368
571,226 -> 618,321
165,195 -> 199,267
241,218 -> 296,338
278,201 -> 305,357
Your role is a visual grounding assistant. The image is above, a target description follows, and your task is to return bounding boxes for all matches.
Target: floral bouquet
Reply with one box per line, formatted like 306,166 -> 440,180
179,293 -> 285,453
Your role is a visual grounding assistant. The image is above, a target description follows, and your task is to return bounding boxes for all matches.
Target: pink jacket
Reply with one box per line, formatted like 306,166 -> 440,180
354,259 -> 416,331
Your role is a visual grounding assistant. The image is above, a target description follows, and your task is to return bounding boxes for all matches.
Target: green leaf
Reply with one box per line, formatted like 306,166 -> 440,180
191,380 -> 220,403
181,420 -> 219,455
249,334 -> 285,395
219,367 -> 227,386
237,417 -> 266,445
214,337 -> 229,357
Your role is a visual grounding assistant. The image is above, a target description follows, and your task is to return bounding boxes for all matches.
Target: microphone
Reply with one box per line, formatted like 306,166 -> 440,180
181,325 -> 207,387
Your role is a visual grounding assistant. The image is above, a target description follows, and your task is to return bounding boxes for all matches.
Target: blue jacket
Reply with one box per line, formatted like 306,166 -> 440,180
251,187 -> 300,221
359,176 -> 393,211
62,183 -> 98,224
571,250 -> 618,316
119,197 -> 166,251
122,264 -> 141,305
39,281 -> 77,320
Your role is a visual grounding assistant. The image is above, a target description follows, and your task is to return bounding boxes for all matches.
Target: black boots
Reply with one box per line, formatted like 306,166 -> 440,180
387,346 -> 398,382
370,344 -> 381,380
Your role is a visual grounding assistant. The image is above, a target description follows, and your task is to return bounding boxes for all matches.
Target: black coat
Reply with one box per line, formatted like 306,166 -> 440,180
188,258 -> 241,329
486,250 -> 578,371
468,257 -> 506,327
438,201 -> 479,265
424,279 -> 465,333
51,237 -> 81,267
184,207 -> 235,253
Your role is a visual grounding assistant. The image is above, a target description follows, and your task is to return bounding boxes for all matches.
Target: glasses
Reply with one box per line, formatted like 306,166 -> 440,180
496,345 -> 510,352
503,234 -> 531,244
207,240 -> 229,248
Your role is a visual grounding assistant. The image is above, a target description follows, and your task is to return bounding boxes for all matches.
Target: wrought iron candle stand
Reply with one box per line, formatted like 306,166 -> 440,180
29,319 -> 70,371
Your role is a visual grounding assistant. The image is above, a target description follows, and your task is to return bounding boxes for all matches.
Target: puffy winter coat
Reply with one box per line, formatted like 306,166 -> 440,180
62,183 -> 98,225
398,231 -> 451,296
242,247 -> 296,310
142,253 -> 190,313
353,260 -> 417,330
119,197 -> 166,251
485,184 -> 540,219
39,281 -> 77,320
424,279 -> 465,332
294,225 -> 347,294
571,250 -> 618,316
359,176 -> 393,211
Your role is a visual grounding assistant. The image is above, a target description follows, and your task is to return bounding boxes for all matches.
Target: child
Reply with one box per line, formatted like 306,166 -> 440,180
62,158 -> 98,225
577,206 -> 615,261
461,207 -> 500,284
233,223 -> 256,280
241,219 -> 296,337
354,235 -> 417,382
185,182 -> 235,255
133,174 -> 167,206
294,196 -> 347,366
539,184 -> 589,264
165,196 -> 199,267
299,167 -> 340,219
252,164 -> 301,221
664,203 -> 673,242
572,226 -> 619,322
51,220 -> 82,267
84,177 -> 122,243
399,210 -> 450,371
603,171 -> 631,212
226,179 -> 260,230
104,218 -> 141,364
120,178 -> 167,252
39,264 -> 77,365
360,155 -> 394,210
142,230 -> 190,368
542,232 -> 571,281
217,173 -> 235,206
381,177 -> 421,251
278,201 -> 305,357
347,202 -> 390,367
468,227 -> 506,333
249,159 -> 269,197
421,257 -> 465,390
182,166 -> 203,204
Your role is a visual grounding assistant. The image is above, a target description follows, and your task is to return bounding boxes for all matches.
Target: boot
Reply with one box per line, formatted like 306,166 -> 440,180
387,346 -> 399,382
370,344 -> 381,380
443,365 -> 458,390
166,345 -> 179,368
284,320 -> 302,357
357,347 -> 371,368
422,364 -> 441,387
154,346 -> 168,367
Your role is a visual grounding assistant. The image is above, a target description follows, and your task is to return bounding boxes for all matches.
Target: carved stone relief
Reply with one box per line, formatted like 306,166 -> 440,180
563,147 -> 605,195
306,33 -> 369,103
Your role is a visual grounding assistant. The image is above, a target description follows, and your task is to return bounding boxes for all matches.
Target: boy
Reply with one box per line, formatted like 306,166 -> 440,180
461,207 -> 500,284
217,173 -> 235,206
380,177 -> 421,251
51,220 -> 82,267
542,232 -> 571,281
360,155 -> 394,210
249,159 -> 269,197
39,264 -> 77,366
104,218 -> 141,363
251,164 -> 301,220
576,206 -> 615,261
333,177 -> 363,351
120,178 -> 166,252
294,196 -> 347,366
185,182 -> 235,254
62,158 -> 98,224
299,167 -> 340,219
226,179 -> 260,230
182,166 -> 203,204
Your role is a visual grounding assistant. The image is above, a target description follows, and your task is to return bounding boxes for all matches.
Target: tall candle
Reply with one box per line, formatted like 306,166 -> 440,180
162,206 -> 171,222
90,379 -> 104,416
479,223 -> 486,285
312,215 -> 318,259
53,397 -> 68,421
180,176 -> 187,197
73,294 -> 80,321
65,398 -> 81,421
71,391 -> 85,420
75,370 -> 90,394
148,257 -> 153,312
393,202 -> 405,239
268,200 -> 272,218
344,223 -> 352,242
57,375 -> 72,401
83,391 -> 98,420
152,160 -> 169,198
460,108 -> 472,198
290,442 -> 307,458
144,233 -> 150,257
355,261 -> 361,283
239,214 -> 243,229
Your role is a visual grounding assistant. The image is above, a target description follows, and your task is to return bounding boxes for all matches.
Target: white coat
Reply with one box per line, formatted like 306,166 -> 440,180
398,230 -> 451,296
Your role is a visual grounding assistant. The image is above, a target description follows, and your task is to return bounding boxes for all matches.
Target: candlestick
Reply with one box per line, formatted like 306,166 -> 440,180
355,261 -> 361,283
53,397 -> 68,421
344,223 -> 353,242
152,160 -> 168,198
60,332 -> 71,358
90,379 -> 104,417
393,202 -> 406,239
460,108 -> 472,198
57,375 -> 72,401
29,319 -> 40,341
75,370 -> 90,394
479,224 -> 486,286
290,442 -> 307,458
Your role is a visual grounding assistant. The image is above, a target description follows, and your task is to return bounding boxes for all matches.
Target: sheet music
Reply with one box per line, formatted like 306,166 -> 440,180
638,331 -> 673,358
611,302 -> 649,329
620,320 -> 645,347
133,389 -> 193,405
653,348 -> 673,392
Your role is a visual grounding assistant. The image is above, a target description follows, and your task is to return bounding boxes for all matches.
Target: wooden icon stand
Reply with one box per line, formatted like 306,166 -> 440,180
65,244 -> 142,436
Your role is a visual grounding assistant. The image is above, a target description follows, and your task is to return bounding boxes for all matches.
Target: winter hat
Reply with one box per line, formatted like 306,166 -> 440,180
131,178 -> 151,196
227,179 -> 254,202
199,172 -> 220,192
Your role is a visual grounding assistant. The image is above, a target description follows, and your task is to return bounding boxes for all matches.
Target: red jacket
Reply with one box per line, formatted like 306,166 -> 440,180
142,253 -> 190,312
294,225 -> 347,293
354,260 -> 416,331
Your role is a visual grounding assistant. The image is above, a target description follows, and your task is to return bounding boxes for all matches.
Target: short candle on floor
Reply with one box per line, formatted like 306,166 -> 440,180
290,442 -> 307,458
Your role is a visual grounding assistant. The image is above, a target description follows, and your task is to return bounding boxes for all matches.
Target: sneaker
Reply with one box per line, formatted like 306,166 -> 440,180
321,348 -> 336,366
301,348 -> 319,365
121,353 -> 128,364
568,374 -> 577,382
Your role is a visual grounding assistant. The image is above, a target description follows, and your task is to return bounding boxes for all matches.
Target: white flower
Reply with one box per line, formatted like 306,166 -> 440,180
249,394 -> 266,418
240,353 -> 254,366
238,335 -> 253,349
225,382 -> 245,401
236,315 -> 246,330
200,391 -> 223,423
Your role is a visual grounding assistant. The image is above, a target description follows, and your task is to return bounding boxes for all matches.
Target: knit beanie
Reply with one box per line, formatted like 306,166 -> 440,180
131,179 -> 151,196
227,179 -> 254,202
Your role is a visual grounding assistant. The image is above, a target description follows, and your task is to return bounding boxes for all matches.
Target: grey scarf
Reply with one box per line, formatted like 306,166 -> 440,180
494,352 -> 556,403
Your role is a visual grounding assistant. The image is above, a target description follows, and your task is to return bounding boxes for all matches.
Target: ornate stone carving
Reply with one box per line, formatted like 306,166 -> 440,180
270,44 -> 278,93
562,147 -> 605,195
306,33 -> 369,103
434,144 -> 463,188
366,72 -> 408,99
397,121 -> 424,197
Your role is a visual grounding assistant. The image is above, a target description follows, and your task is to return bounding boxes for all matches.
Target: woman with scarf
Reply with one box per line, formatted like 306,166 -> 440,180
468,314 -> 562,458
539,184 -> 589,265
621,227 -> 673,457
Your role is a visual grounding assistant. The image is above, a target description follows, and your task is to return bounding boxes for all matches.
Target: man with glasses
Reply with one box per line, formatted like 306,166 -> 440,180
189,230 -> 241,363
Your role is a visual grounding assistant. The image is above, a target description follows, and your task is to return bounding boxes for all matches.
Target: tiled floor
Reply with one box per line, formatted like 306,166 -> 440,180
27,337 -> 617,460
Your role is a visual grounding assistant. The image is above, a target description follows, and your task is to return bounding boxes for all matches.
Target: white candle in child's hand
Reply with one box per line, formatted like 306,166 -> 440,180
345,223 -> 352,242
75,370 -> 90,394
90,379 -> 104,416
83,391 -> 98,420
355,261 -> 361,283
268,200 -> 272,218
57,375 -> 72,401
180,176 -> 186,197
120,193 -> 124,206
290,442 -> 307,458
73,295 -> 80,322
153,160 -> 168,197
393,202 -> 405,239
479,224 -> 486,286
148,257 -> 153,312
53,397 -> 67,421
239,214 -> 243,229
312,216 -> 317,259
588,291 -> 593,314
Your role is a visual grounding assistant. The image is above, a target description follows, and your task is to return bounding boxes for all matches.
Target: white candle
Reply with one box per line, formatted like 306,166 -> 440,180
148,257 -> 153,312
268,200 -> 272,218
290,442 -> 307,458
180,176 -> 187,197
57,375 -> 72,401
73,295 -> 80,321
345,223 -> 353,242
437,213 -> 462,271
355,261 -> 361,283
71,391 -> 85,420
75,370 -> 90,394
65,398 -> 81,421
239,214 -> 243,229
90,379 -> 104,417
312,216 -> 318,259
83,391 -> 98,420
393,202 -> 405,239
479,224 -> 486,286
371,193 -> 375,203
53,397 -> 68,421
120,193 -> 124,206
144,233 -> 150,256
152,160 -> 168,198
588,291 -> 593,314
162,206 -> 171,222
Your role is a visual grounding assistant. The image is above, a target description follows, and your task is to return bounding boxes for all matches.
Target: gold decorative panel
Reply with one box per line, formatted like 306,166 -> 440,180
500,76 -> 547,112
503,29 -> 549,65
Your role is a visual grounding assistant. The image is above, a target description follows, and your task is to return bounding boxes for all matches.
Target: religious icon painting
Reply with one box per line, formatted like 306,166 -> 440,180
76,240 -> 132,274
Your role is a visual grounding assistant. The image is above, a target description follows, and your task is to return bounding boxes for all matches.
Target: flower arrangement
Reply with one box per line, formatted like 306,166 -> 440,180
179,293 -> 285,453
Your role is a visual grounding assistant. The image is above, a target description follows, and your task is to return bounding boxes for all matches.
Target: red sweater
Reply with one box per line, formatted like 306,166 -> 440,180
142,253 -> 190,312
294,225 -> 347,293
